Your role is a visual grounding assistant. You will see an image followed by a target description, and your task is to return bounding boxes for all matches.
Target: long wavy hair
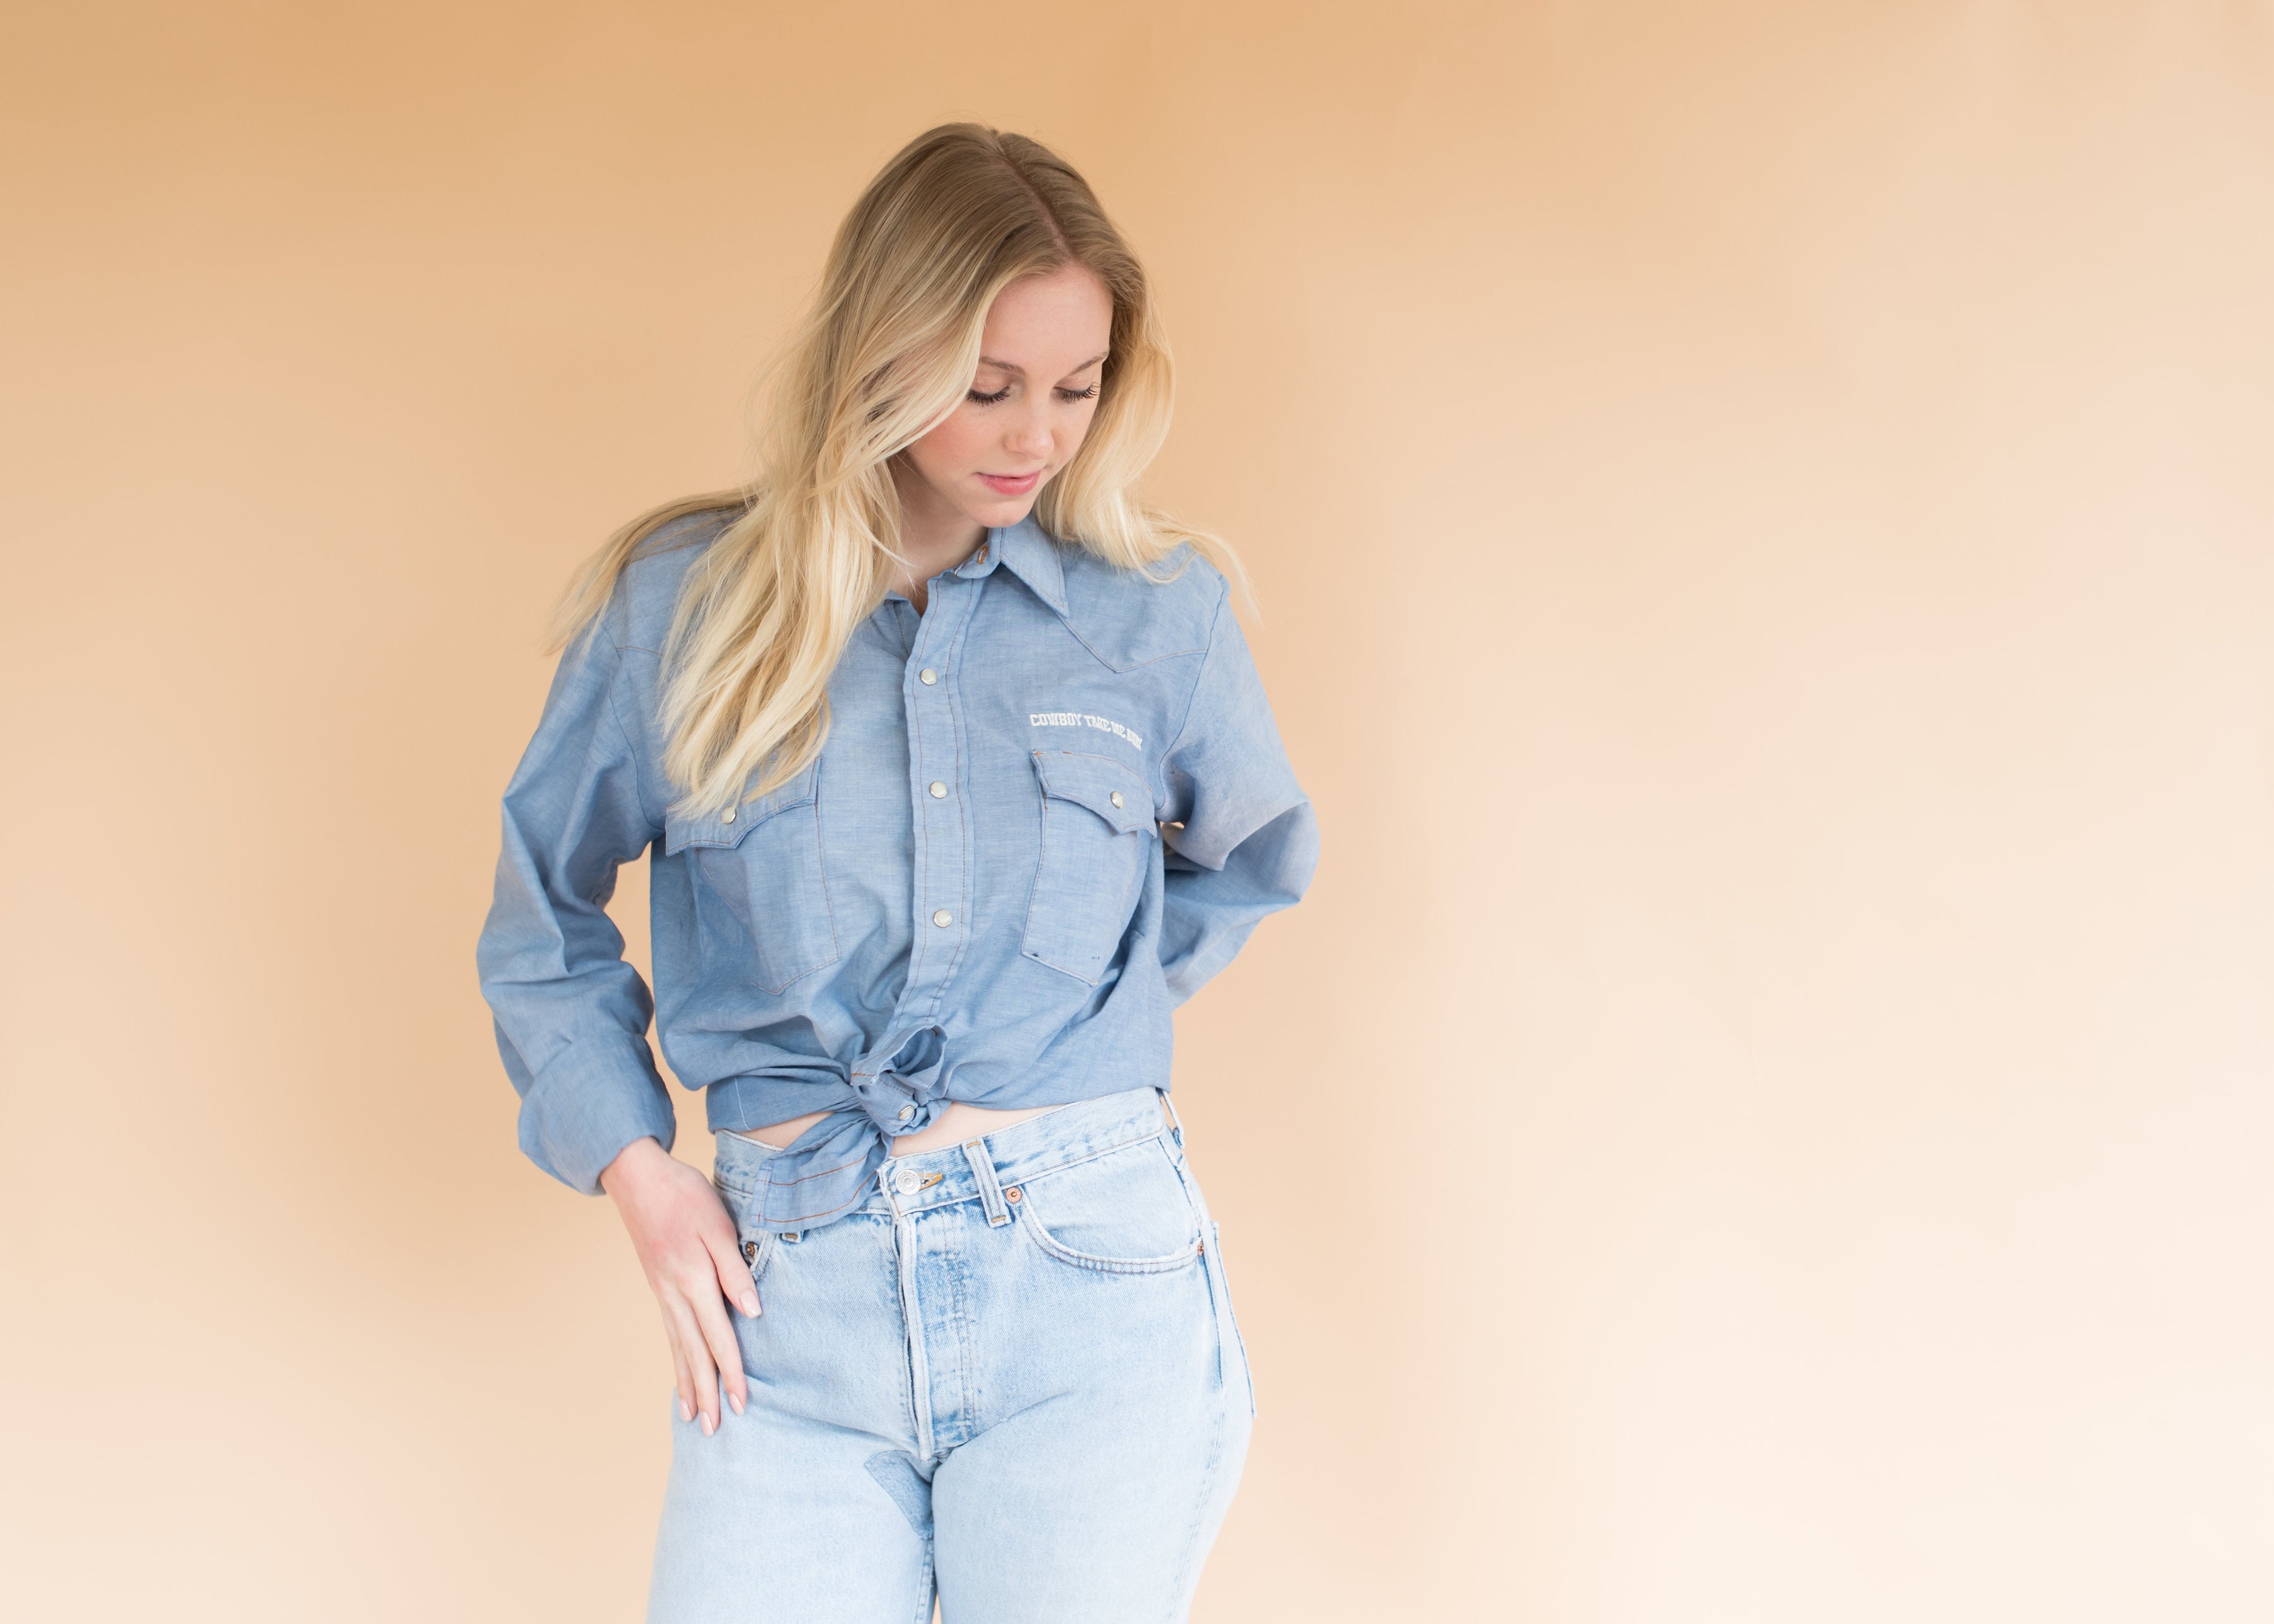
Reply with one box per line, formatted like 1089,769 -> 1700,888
548,122 -> 1234,819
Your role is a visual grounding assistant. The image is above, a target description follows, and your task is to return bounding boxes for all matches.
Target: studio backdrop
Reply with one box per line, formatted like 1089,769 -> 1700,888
4,4 -> 2271,1620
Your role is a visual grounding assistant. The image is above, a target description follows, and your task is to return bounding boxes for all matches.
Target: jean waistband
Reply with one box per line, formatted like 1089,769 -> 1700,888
711,1086 -> 1177,1224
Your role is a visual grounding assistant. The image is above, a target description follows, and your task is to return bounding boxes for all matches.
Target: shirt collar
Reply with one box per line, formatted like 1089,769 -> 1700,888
954,516 -> 1070,619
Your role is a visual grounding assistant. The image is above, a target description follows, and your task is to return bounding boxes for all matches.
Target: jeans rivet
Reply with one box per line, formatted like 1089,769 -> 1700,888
742,1241 -> 757,1263
1004,1187 -> 1021,1203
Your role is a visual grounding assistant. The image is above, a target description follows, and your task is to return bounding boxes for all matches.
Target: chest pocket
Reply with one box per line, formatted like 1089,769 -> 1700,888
665,761 -> 840,995
1023,749 -> 1157,985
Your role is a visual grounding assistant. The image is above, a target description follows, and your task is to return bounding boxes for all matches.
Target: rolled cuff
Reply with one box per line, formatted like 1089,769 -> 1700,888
1160,798 -> 1320,1005
516,1030 -> 678,1195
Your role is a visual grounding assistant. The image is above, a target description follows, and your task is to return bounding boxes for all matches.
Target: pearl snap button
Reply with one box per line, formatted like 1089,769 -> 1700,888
919,668 -> 938,685
898,1104 -> 915,1121
1109,791 -> 1124,809
932,909 -> 953,927
720,807 -> 736,823
929,781 -> 948,798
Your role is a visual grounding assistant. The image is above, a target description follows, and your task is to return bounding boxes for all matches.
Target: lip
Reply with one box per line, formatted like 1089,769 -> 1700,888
977,469 -> 1043,496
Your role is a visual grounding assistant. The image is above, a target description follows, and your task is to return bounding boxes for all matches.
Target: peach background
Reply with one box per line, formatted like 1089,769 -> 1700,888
5,3 -> 2272,1619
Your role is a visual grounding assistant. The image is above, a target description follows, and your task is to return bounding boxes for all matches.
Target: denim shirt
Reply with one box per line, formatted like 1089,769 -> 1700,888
475,507 -> 1319,1232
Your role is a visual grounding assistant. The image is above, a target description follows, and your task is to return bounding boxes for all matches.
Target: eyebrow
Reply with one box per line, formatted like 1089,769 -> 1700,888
975,351 -> 1110,378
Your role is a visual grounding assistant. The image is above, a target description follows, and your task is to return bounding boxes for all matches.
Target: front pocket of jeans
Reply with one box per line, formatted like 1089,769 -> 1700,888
1011,1136 -> 1204,1274
713,1176 -> 778,1286
666,761 -> 840,995
1020,749 -> 1156,985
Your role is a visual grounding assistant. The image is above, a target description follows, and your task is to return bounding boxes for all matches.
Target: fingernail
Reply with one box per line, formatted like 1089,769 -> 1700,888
730,1392 -> 744,1415
679,1398 -> 692,1423
701,1412 -> 715,1436
743,1297 -> 761,1317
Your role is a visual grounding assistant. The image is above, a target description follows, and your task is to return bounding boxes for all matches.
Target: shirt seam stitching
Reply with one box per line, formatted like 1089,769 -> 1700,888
1158,576 -> 1231,764
597,636 -> 664,837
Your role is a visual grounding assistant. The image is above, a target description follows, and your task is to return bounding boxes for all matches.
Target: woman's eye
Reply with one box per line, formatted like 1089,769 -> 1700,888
1055,383 -> 1100,402
967,385 -> 1013,406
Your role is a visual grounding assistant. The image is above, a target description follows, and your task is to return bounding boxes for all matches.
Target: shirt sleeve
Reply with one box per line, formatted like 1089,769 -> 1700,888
1155,587 -> 1321,1006
474,610 -> 674,1195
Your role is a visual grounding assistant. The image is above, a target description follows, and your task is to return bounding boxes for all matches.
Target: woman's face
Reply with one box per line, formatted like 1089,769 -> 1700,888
896,264 -> 1114,540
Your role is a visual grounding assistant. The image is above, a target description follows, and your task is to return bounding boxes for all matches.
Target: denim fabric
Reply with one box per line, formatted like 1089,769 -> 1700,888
476,507 -> 1318,1229
646,1088 -> 1255,1623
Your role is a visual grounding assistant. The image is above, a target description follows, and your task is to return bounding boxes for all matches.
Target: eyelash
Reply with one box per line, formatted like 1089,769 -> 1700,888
966,383 -> 1100,406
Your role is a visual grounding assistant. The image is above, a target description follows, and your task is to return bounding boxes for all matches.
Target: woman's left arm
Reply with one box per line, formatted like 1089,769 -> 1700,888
1155,587 -> 1323,1004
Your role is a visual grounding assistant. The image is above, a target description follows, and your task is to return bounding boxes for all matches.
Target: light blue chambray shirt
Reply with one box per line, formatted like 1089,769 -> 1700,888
476,507 -> 1319,1233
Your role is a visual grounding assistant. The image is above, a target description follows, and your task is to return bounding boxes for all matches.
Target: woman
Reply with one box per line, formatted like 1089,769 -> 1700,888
476,123 -> 1318,1621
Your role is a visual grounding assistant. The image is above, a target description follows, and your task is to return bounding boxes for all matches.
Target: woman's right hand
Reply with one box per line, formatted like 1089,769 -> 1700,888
598,1136 -> 759,1436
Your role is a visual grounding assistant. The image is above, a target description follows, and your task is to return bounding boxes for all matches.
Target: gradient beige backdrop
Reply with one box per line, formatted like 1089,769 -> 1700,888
5,3 -> 2271,1620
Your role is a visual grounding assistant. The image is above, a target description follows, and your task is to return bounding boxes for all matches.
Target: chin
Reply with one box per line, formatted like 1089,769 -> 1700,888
966,495 -> 1042,529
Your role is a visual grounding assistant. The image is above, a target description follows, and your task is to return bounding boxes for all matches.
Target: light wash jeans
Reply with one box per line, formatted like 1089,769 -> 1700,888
646,1087 -> 1257,1623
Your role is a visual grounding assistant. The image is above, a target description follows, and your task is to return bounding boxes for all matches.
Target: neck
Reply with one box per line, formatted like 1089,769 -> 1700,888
889,458 -> 988,598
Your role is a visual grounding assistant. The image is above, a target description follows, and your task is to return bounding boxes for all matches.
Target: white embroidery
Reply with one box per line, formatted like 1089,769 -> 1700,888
1030,711 -> 1144,750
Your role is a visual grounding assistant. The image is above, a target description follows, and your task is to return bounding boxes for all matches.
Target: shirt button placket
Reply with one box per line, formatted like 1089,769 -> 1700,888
906,578 -> 971,995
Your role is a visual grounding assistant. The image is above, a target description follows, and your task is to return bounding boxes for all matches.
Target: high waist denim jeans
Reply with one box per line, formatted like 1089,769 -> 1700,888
646,1087 -> 1257,1623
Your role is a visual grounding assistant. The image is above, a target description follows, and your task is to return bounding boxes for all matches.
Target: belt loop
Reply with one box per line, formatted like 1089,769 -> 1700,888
1157,1088 -> 1184,1150
962,1140 -> 1010,1227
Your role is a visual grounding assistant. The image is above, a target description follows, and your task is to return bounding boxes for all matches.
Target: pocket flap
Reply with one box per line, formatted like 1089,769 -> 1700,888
664,761 -> 819,854
1030,750 -> 1155,837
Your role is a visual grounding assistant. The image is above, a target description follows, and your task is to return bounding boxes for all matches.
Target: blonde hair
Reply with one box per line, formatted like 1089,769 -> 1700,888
550,123 -> 1235,819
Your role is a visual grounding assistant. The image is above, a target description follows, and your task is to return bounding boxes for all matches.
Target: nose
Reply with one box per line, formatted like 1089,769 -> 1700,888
1002,401 -> 1052,462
